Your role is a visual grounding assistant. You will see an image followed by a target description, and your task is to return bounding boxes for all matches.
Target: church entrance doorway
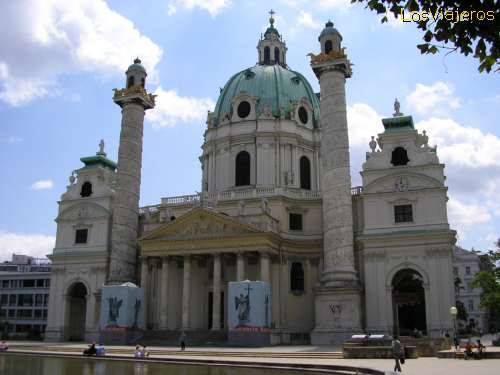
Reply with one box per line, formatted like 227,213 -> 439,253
392,268 -> 427,337
66,282 -> 87,341
208,291 -> 225,329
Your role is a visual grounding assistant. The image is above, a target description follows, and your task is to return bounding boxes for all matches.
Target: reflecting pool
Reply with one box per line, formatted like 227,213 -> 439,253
0,354 -> 331,375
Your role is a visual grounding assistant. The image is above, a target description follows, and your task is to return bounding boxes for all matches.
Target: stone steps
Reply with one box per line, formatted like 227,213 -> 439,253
12,346 -> 343,359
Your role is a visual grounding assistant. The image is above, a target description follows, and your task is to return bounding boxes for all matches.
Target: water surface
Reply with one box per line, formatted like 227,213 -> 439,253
0,354 -> 327,375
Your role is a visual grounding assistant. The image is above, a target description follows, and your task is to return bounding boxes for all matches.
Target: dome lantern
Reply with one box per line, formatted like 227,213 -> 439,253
257,10 -> 287,67
318,20 -> 343,55
125,57 -> 147,89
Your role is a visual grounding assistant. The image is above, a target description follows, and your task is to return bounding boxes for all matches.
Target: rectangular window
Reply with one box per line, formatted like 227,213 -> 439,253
43,309 -> 48,318
11,280 -> 19,288
394,204 -> 413,223
2,280 -> 9,288
44,294 -> 49,306
289,213 -> 303,231
35,294 -> 43,306
18,294 -> 33,306
36,279 -> 44,287
0,295 -> 7,306
9,294 -> 16,306
468,300 -> 474,311
23,279 -> 35,288
17,309 -> 32,318
8,309 -> 15,318
0,309 -> 5,318
75,228 -> 88,244
45,279 -> 50,288
34,309 -> 42,319
465,266 -> 471,275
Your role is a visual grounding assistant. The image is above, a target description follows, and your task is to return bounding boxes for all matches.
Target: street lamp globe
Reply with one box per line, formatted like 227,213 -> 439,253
450,306 -> 458,316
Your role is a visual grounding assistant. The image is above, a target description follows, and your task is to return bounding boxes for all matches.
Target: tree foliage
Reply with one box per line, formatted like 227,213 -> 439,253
351,0 -> 500,72
472,240 -> 500,331
456,299 -> 468,322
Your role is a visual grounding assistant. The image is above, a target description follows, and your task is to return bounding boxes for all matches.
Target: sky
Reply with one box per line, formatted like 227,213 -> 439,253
0,0 -> 499,261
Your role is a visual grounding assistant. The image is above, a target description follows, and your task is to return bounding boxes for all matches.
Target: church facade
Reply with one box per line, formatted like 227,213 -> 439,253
45,16 -> 456,345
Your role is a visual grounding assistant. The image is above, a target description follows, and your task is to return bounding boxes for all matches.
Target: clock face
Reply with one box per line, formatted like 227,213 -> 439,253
394,176 -> 409,192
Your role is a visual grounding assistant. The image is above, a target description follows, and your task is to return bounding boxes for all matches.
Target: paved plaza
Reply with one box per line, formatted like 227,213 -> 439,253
4,342 -> 500,375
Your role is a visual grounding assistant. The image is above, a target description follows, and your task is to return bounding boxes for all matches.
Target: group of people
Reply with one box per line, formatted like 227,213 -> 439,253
464,339 -> 486,360
82,342 -> 105,356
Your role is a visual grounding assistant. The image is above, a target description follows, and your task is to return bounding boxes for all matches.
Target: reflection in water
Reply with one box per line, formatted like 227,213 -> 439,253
0,355 -> 332,375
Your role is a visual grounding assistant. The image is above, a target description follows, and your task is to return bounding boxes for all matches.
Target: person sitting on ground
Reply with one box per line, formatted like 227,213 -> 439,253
464,340 -> 473,360
0,341 -> 8,352
474,339 -> 485,359
134,345 -> 142,358
83,341 -> 97,356
141,345 -> 150,357
95,343 -> 105,357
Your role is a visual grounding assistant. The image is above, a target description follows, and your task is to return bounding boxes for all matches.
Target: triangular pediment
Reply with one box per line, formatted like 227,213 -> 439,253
139,207 -> 263,242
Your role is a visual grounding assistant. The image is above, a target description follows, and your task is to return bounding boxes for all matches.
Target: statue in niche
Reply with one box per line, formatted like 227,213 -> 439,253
107,296 -> 123,325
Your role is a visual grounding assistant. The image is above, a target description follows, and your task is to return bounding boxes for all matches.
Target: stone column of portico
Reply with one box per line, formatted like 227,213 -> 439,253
260,252 -> 271,283
140,257 -> 149,327
310,21 -> 362,344
159,256 -> 169,330
182,255 -> 191,329
212,253 -> 221,330
236,253 -> 245,281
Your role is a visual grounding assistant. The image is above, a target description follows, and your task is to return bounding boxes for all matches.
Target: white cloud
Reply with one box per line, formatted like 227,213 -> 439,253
316,0 -> 351,10
0,231 -> 55,261
297,11 -> 320,29
347,103 -> 383,147
0,0 -> 162,106
31,180 -> 54,190
7,136 -> 23,144
167,0 -> 231,17
415,118 -> 500,169
146,87 -> 215,128
406,82 -> 460,115
448,199 -> 492,241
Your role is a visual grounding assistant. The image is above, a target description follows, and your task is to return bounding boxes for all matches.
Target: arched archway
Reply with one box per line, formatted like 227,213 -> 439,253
274,47 -> 280,64
392,268 -> 427,336
66,282 -> 88,341
325,40 -> 333,54
264,47 -> 270,64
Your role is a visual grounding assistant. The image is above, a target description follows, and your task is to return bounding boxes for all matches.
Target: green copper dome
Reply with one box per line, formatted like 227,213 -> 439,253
213,64 -> 320,126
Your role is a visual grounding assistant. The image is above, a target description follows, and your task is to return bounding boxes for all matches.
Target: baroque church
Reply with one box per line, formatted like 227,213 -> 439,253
45,15 -> 456,345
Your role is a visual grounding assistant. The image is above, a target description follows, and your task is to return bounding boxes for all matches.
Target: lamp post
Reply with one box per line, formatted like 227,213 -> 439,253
450,306 -> 458,350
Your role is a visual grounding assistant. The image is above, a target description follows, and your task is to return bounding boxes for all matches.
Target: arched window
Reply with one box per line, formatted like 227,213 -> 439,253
235,151 -> 251,186
264,47 -> 270,64
391,147 -> 410,166
290,262 -> 304,292
274,47 -> 280,64
300,156 -> 311,190
127,76 -> 135,88
80,181 -> 92,197
325,40 -> 333,54
141,77 -> 145,88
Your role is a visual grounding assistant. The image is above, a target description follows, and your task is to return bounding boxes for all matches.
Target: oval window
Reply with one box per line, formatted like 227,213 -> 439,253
298,107 -> 308,124
237,101 -> 251,118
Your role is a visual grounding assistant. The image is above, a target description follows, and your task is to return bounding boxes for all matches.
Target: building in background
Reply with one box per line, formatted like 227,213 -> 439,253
0,254 -> 51,339
453,246 -> 488,333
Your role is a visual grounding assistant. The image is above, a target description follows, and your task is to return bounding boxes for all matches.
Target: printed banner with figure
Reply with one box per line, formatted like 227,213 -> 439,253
228,281 -> 271,332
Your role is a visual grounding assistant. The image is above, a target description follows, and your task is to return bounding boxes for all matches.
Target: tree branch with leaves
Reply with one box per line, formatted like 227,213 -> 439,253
351,0 -> 500,72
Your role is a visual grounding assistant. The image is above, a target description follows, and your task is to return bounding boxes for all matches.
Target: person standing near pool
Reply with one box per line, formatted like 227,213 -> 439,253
179,331 -> 187,351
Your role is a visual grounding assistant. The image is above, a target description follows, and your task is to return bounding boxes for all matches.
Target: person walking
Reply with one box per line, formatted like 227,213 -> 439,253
392,335 -> 403,372
179,331 -> 187,351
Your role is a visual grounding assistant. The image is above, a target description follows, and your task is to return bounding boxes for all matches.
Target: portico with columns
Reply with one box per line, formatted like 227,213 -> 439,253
138,207 -> 319,340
